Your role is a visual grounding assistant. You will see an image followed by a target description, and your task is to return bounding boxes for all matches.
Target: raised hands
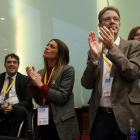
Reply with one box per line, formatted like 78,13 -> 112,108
98,26 -> 115,50
26,66 -> 43,88
88,31 -> 102,62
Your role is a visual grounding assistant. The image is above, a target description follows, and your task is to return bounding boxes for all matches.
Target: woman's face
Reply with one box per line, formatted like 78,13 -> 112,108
133,29 -> 140,41
43,40 -> 58,61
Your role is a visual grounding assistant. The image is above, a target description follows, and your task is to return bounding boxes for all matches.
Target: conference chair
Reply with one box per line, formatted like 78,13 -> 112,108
0,109 -> 35,139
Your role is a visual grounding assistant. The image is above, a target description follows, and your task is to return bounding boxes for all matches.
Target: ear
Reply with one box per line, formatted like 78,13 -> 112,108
4,64 -> 6,68
119,22 -> 121,26
98,23 -> 101,28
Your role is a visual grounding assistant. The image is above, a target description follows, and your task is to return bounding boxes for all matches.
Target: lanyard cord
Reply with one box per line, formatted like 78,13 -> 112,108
4,77 -> 16,97
103,41 -> 120,72
43,67 -> 55,103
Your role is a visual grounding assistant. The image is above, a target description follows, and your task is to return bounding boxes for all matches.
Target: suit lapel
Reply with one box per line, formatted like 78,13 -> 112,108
15,72 -> 20,100
118,38 -> 127,53
50,66 -> 65,89
98,51 -> 103,98
110,38 -> 127,77
0,73 -> 6,92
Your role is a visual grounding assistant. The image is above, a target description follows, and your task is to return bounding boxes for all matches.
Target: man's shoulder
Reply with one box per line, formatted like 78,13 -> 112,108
0,72 -> 6,79
0,72 -> 6,76
120,37 -> 140,46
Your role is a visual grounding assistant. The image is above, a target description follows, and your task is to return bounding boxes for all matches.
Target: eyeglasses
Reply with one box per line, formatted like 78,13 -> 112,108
102,17 -> 120,22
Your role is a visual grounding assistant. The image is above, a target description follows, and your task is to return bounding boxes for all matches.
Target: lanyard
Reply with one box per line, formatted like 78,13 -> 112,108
4,77 -> 16,97
43,67 -> 55,104
103,41 -> 120,72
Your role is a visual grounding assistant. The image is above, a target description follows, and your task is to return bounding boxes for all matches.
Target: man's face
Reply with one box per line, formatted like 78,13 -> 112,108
4,56 -> 19,77
98,10 -> 121,36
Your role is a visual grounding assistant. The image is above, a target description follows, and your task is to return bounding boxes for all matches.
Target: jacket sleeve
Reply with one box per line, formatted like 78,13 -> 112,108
12,76 -> 33,110
107,41 -> 140,82
81,50 -> 99,89
47,65 -> 75,106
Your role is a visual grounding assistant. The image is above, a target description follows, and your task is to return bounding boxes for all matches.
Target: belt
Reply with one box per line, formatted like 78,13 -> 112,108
97,107 -> 113,113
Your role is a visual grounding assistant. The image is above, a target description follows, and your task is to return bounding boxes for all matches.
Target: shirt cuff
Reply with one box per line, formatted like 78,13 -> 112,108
93,60 -> 100,65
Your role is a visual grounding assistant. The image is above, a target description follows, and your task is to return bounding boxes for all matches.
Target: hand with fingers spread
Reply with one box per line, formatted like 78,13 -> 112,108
98,26 -> 115,50
26,66 -> 43,88
88,31 -> 102,62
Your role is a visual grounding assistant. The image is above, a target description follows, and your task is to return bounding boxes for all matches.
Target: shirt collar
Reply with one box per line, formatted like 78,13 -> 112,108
114,36 -> 120,46
5,73 -> 17,80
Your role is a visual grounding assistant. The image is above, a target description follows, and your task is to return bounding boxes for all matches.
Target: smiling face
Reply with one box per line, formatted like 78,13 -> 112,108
43,40 -> 58,63
98,10 -> 121,39
133,29 -> 140,41
4,56 -> 19,77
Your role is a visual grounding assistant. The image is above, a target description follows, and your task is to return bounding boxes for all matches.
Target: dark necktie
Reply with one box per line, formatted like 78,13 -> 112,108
4,76 -> 13,100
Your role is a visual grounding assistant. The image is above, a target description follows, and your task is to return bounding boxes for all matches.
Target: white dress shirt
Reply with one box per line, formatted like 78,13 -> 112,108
99,36 -> 120,107
0,73 -> 19,104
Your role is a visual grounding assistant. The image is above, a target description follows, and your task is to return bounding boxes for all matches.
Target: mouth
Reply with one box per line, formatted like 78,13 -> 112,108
9,67 -> 15,70
8,67 -> 15,72
108,26 -> 116,30
44,50 -> 49,54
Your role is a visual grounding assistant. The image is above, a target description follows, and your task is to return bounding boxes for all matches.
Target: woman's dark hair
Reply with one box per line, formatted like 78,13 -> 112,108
128,26 -> 140,40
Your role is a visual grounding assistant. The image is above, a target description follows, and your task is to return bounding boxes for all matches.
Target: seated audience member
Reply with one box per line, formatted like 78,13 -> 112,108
0,53 -> 32,137
26,39 -> 80,140
128,26 -> 140,41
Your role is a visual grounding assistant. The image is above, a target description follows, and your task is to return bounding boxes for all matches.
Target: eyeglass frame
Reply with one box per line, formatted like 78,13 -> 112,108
101,16 -> 120,23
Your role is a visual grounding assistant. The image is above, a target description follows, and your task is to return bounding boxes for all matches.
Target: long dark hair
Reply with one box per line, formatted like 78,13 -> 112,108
41,39 -> 69,80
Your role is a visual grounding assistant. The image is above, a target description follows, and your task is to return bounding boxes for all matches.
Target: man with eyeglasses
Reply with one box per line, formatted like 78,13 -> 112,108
81,6 -> 140,140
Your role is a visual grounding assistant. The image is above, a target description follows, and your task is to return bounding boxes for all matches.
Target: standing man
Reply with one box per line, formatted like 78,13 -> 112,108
81,6 -> 140,140
0,53 -> 32,137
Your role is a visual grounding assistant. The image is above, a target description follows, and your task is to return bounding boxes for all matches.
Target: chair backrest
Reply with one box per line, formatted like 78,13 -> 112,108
81,105 -> 90,140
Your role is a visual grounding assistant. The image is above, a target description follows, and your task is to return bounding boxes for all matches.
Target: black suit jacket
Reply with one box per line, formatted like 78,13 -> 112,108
0,72 -> 32,110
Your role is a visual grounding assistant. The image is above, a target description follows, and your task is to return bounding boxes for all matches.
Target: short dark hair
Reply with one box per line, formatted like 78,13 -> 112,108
98,6 -> 120,23
128,26 -> 140,40
5,53 -> 20,65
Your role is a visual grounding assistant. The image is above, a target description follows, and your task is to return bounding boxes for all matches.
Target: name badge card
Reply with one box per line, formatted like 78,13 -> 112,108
37,106 -> 49,125
103,77 -> 113,97
1,98 -> 11,105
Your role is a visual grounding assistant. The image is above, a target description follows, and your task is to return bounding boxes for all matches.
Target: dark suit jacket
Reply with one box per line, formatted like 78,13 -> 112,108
81,38 -> 140,134
32,65 -> 80,140
0,72 -> 32,110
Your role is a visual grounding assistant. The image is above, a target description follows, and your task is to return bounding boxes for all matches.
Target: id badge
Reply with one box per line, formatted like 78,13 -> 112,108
102,77 -> 113,97
138,79 -> 140,86
37,105 -> 49,125
1,98 -> 11,105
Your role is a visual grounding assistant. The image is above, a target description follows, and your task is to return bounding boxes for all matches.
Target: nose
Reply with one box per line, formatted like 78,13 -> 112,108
110,18 -> 115,23
46,45 -> 50,50
10,62 -> 14,65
